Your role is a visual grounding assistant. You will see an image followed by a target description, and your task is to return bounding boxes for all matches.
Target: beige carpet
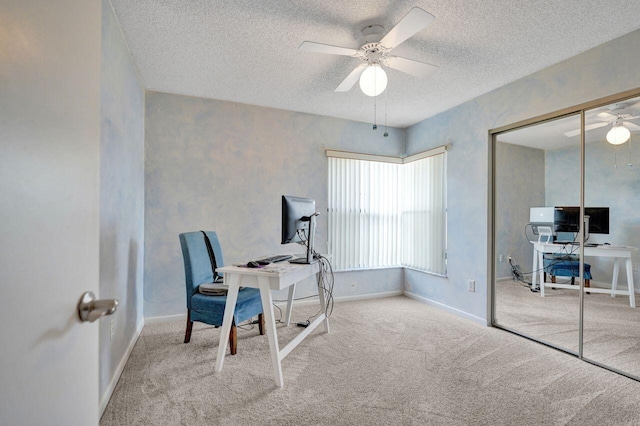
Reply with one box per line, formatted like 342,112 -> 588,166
495,279 -> 640,378
102,296 -> 640,425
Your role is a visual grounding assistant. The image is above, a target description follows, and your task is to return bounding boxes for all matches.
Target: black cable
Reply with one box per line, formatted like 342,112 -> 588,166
291,231 -> 335,322
272,302 -> 283,324
519,223 -> 590,290
524,223 -> 536,244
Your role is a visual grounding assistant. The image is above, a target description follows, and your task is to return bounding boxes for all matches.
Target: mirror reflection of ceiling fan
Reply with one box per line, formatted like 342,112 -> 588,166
298,7 -> 438,97
564,101 -> 640,144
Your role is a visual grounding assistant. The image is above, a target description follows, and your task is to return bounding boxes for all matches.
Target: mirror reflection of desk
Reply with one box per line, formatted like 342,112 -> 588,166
531,242 -> 637,308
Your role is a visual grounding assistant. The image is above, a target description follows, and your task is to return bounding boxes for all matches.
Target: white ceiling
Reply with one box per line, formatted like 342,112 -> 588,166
109,0 -> 640,128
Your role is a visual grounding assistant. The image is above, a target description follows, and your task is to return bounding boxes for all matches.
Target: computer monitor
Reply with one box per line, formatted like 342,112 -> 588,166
281,195 -> 318,264
553,207 -> 580,233
554,206 -> 609,235
585,207 -> 609,234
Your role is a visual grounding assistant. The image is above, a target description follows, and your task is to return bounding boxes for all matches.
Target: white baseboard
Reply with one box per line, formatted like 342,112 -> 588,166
336,290 -> 403,301
100,318 -> 144,417
274,290 -> 403,308
145,312 -> 187,324
143,291 -> 404,324
403,291 -> 488,326
496,276 -> 514,282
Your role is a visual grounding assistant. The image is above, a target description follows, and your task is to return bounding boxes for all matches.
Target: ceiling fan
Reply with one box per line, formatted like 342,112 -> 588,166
299,7 -> 438,97
564,101 -> 640,144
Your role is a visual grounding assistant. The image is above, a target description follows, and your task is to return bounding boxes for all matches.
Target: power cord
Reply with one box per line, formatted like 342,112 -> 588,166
292,230 -> 335,326
508,256 -> 541,292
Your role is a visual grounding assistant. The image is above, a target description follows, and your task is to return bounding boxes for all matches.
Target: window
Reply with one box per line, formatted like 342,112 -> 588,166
327,148 -> 447,274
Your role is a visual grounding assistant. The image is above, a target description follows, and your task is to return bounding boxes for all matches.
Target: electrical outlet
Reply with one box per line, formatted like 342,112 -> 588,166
110,319 -> 115,341
467,279 -> 476,292
633,262 -> 638,273
499,255 -> 504,263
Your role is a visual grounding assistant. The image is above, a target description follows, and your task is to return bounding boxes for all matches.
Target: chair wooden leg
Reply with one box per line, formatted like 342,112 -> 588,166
229,323 -> 237,355
258,313 -> 265,335
184,310 -> 193,343
585,279 -> 590,294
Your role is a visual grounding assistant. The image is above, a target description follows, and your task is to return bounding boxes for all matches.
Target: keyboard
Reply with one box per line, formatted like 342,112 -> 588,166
255,254 -> 293,265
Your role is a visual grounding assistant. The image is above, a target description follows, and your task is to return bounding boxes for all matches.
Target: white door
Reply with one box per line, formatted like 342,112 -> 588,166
0,1 -> 102,424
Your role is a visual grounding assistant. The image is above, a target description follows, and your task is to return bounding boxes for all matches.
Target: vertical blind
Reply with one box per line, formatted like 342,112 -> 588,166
327,157 -> 401,270
400,153 -> 446,274
327,149 -> 446,274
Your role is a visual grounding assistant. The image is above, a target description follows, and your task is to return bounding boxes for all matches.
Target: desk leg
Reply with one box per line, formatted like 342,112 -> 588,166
316,275 -> 330,333
626,259 -> 636,308
612,259 -> 620,298
258,276 -> 284,387
215,274 -> 240,373
532,248 -> 538,291
538,250 -> 545,297
285,283 -> 296,327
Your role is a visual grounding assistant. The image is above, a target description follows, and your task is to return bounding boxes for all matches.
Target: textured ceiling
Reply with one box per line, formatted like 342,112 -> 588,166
109,0 -> 640,128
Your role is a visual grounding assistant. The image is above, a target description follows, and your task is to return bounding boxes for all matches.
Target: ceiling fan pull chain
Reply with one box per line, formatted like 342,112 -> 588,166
384,88 -> 389,137
373,93 -> 378,130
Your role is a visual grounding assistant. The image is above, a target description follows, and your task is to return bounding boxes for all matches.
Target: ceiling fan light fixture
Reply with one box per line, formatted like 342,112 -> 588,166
606,123 -> 631,145
359,63 -> 387,97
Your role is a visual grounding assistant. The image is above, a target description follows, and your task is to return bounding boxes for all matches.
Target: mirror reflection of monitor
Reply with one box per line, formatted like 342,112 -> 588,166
585,207 -> 609,234
281,195 -> 318,264
554,206 -> 610,235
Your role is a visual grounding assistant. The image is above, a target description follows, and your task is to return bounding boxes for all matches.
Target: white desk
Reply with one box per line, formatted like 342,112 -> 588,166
532,242 -> 636,307
214,262 -> 329,387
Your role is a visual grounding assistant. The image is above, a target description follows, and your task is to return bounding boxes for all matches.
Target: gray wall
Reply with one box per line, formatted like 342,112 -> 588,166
405,28 -> 640,321
99,0 -> 145,406
546,139 -> 640,284
144,92 -> 405,318
495,142 -> 545,279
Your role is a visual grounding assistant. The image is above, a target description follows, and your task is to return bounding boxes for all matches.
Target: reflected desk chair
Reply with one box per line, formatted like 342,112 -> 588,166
179,231 -> 264,355
543,254 -> 591,289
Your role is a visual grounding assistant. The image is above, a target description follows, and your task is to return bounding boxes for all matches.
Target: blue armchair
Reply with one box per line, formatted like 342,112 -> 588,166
179,231 -> 264,355
543,254 -> 592,290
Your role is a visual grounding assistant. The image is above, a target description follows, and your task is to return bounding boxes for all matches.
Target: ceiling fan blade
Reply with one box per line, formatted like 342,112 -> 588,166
335,64 -> 367,92
596,111 -> 616,121
299,41 -> 358,56
563,121 -> 609,137
625,100 -> 640,109
384,56 -> 438,78
379,7 -> 435,49
625,122 -> 640,131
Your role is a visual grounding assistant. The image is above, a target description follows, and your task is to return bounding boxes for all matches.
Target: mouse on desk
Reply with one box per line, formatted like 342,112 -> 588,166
604,243 -> 611,245
246,261 -> 261,268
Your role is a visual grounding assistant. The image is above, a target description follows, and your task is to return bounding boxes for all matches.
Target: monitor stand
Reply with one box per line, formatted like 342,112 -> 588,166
289,256 -> 319,265
289,215 -> 317,264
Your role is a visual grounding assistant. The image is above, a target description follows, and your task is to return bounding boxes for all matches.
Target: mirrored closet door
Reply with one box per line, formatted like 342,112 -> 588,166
492,91 -> 640,381
493,114 -> 583,354
582,95 -> 640,379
